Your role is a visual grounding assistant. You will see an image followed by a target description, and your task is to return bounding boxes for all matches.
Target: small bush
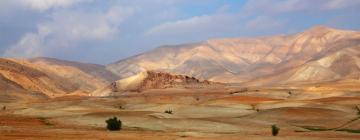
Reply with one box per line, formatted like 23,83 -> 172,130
38,117 -> 53,126
356,106 -> 360,115
272,125 -> 280,136
106,117 -> 122,131
164,109 -> 173,114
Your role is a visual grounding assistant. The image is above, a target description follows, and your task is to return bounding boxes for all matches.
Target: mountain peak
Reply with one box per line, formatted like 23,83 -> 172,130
302,25 -> 336,36
308,25 -> 334,31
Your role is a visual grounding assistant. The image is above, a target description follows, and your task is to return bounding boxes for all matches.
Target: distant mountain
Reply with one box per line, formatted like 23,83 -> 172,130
1,26 -> 360,99
29,57 -> 120,90
0,57 -> 119,99
107,26 -> 360,85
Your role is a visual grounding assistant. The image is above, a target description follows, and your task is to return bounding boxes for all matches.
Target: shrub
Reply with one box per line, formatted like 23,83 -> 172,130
164,109 -> 173,114
106,117 -> 122,131
272,125 -> 280,136
38,117 -> 53,126
356,106 -> 360,115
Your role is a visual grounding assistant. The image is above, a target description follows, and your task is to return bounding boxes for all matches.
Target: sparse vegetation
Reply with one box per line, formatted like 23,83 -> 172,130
38,117 -> 53,126
336,129 -> 360,133
298,115 -> 360,133
105,117 -> 122,131
271,125 -> 280,136
301,126 -> 333,131
229,88 -> 249,95
2,106 -> 6,110
251,105 -> 257,111
356,105 -> 360,115
164,109 -> 173,114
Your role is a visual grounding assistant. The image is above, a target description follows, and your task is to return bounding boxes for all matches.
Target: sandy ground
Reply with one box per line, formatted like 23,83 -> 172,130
0,87 -> 360,140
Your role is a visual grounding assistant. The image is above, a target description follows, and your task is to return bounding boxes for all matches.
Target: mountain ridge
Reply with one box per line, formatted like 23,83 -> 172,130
107,26 -> 360,85
1,26 -> 359,98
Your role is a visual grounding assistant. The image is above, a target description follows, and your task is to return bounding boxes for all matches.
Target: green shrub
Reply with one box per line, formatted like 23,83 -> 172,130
336,129 -> 360,133
164,109 -> 173,114
105,117 -> 122,131
38,117 -> 53,126
272,125 -> 280,136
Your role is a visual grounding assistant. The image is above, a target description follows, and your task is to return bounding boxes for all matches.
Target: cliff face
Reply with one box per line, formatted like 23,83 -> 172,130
139,71 -> 211,90
91,71 -> 216,96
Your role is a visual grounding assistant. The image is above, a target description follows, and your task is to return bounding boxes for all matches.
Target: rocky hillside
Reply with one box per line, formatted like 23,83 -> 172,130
28,57 -> 120,91
107,26 -> 360,85
0,57 -> 119,99
0,58 -> 71,97
92,71 -> 218,96
1,26 -> 360,99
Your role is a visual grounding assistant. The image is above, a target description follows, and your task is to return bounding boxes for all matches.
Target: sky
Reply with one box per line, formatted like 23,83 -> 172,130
1,0 -> 360,64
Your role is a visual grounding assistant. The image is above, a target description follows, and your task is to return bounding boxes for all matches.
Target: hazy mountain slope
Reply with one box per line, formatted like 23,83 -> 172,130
28,57 -> 120,92
244,45 -> 360,86
0,57 -> 120,99
0,58 -> 73,97
107,26 -> 360,84
0,72 -> 50,102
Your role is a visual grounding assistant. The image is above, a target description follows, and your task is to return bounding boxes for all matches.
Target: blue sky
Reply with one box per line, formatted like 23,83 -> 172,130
1,0 -> 360,64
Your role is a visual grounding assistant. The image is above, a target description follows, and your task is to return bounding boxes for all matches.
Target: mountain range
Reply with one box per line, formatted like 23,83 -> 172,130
1,26 -> 360,98
108,26 -> 360,85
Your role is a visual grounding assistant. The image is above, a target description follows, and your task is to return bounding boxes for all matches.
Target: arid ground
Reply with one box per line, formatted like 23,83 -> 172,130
1,85 -> 360,140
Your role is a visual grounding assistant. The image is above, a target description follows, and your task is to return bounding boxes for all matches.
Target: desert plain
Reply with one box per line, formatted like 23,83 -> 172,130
1,84 -> 360,140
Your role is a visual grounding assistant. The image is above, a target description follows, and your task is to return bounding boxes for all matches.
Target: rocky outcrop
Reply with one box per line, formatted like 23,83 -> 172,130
91,71 -> 218,96
138,71 -> 211,90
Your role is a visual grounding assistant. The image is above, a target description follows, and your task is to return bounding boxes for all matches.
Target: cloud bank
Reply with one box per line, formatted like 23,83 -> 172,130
1,0 -> 360,63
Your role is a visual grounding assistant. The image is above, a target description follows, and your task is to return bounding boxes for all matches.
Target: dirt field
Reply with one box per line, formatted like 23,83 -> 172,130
1,87 -> 360,140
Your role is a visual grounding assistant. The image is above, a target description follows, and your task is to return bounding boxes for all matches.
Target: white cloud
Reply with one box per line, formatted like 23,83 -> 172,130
246,16 -> 284,30
323,0 -> 360,10
19,0 -> 90,11
146,0 -> 360,38
146,15 -> 213,36
145,13 -> 239,37
4,6 -> 135,58
243,0 -> 360,15
4,33 -> 44,58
